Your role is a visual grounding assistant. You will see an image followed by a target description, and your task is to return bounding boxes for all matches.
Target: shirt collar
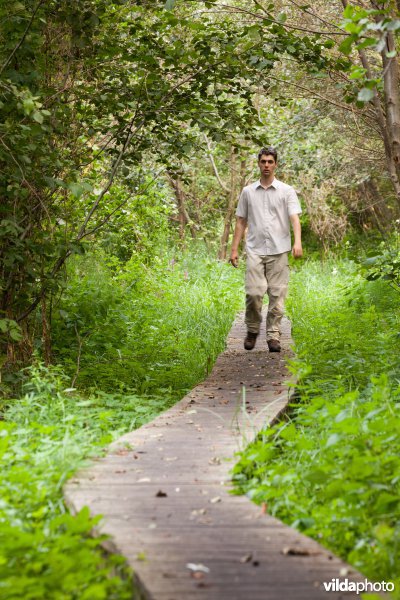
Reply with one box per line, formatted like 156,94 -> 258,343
254,178 -> 280,190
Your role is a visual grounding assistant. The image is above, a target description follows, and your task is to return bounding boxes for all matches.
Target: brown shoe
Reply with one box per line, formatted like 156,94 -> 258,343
267,339 -> 281,352
244,332 -> 258,350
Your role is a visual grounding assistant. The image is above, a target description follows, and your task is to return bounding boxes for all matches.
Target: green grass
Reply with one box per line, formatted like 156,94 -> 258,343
1,245 -> 243,600
232,259 -> 400,596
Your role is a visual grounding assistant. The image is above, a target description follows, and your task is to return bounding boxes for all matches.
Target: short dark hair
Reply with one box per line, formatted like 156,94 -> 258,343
258,146 -> 278,162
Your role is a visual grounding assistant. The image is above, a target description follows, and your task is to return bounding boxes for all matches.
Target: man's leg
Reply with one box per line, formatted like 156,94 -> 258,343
264,253 -> 289,345
245,250 -> 267,336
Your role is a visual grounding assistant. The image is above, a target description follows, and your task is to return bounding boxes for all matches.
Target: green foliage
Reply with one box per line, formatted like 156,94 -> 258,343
233,260 -> 400,591
0,0 -> 262,355
0,318 -> 22,342
0,364 -> 135,600
361,235 -> 400,292
339,4 -> 399,105
51,244 -> 243,394
98,176 -> 175,263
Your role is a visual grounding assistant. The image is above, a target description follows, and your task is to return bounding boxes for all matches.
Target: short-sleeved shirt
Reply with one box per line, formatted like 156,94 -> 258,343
235,178 -> 302,255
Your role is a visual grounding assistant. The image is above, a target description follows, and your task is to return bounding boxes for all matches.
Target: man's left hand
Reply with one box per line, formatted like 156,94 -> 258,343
292,243 -> 303,259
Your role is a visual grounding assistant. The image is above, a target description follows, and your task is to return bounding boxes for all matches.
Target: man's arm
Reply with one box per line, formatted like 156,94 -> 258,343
289,213 -> 303,258
230,216 -> 247,267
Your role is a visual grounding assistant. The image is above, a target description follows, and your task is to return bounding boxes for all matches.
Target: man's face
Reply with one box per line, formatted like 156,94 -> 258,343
258,154 -> 277,178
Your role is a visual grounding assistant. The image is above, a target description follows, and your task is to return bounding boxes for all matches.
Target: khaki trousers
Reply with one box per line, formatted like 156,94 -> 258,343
245,250 -> 289,340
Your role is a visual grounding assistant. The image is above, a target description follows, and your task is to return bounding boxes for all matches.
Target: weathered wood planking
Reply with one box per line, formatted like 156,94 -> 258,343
65,315 -> 368,599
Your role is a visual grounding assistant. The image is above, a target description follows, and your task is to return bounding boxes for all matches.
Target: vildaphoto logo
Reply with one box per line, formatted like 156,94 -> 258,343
323,578 -> 395,594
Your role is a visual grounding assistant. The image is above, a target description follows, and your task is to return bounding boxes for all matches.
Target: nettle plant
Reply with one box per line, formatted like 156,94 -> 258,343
362,230 -> 400,291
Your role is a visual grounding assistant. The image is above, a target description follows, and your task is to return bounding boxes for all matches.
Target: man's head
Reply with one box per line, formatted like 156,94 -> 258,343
258,146 -> 278,163
258,146 -> 278,179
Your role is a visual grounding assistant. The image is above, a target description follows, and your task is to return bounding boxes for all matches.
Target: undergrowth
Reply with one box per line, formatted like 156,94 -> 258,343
51,246 -> 243,395
0,365 -> 136,600
233,259 -> 400,597
1,245 -> 243,599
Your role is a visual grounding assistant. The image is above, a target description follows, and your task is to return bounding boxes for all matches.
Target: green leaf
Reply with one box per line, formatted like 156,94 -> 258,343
343,22 -> 362,35
67,182 -> 85,198
356,37 -> 376,51
22,98 -> 35,114
373,522 -> 394,543
339,36 -> 356,55
304,468 -> 329,484
32,111 -> 44,124
325,433 -> 341,448
349,67 -> 366,80
279,423 -> 297,441
386,19 -> 400,31
0,318 -> 22,341
343,4 -> 356,19
357,87 -> 374,102
9,328 -> 23,341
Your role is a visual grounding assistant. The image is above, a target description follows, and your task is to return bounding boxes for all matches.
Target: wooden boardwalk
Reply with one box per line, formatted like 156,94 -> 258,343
65,315 -> 366,599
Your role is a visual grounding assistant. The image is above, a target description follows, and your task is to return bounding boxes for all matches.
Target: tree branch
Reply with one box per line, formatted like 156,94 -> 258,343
0,0 -> 45,76
203,134 -> 230,192
76,117 -> 145,239
267,75 -> 361,113
79,167 -> 165,240
236,0 -> 349,36
286,0 -> 348,33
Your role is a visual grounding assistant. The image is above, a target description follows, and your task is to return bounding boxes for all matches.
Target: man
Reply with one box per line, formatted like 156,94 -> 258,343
230,147 -> 302,352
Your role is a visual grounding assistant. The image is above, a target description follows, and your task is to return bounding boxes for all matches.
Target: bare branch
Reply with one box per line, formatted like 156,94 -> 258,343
267,75 -> 362,113
242,0 -> 349,35
286,0 -> 347,33
203,134 -> 230,192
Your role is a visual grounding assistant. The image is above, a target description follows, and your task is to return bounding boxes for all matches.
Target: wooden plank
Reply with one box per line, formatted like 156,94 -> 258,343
65,314 -> 373,599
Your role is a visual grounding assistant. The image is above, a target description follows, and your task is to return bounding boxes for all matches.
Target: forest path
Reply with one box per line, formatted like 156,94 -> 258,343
65,314 -> 364,600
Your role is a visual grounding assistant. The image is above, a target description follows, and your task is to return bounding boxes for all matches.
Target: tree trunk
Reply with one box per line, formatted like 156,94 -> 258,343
218,191 -> 234,260
218,147 -> 239,260
358,44 -> 400,205
167,172 -> 195,239
41,295 -> 52,365
381,32 -> 400,190
343,0 -> 400,205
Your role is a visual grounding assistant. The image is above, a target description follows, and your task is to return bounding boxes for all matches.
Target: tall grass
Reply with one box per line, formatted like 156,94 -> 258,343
52,245 -> 243,395
233,259 -> 400,595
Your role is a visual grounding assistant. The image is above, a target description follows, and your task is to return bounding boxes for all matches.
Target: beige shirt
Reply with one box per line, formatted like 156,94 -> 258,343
236,178 -> 301,255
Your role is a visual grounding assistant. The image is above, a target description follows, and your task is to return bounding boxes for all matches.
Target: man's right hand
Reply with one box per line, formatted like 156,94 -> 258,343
229,251 -> 239,268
